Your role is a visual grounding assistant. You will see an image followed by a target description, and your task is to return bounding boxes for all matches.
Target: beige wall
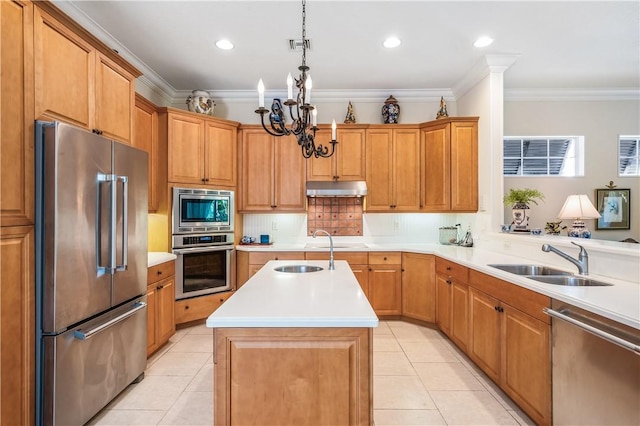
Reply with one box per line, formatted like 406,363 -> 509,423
504,100 -> 640,241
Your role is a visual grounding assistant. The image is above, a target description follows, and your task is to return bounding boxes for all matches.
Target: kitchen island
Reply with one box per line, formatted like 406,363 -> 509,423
206,260 -> 378,426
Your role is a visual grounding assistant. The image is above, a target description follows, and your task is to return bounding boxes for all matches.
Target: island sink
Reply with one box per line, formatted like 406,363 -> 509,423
274,265 -> 323,273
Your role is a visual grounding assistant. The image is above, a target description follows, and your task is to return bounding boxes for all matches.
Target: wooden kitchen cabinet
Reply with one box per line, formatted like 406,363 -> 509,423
306,126 -> 367,181
468,270 -> 551,426
175,291 -> 233,325
306,251 -> 370,298
237,250 -> 306,288
133,94 -> 162,212
162,108 -> 239,188
34,3 -> 140,144
365,126 -> 420,211
1,0 -> 34,228
146,260 -> 176,356
401,253 -> 436,322
239,127 -> 306,212
368,252 -> 402,315
421,117 -> 478,212
435,257 -> 469,351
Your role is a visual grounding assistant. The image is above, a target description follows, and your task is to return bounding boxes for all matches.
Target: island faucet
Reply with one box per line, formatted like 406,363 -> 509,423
312,229 -> 334,270
541,241 -> 589,275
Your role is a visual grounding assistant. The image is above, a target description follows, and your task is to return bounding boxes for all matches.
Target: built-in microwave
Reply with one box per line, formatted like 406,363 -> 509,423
172,187 -> 234,234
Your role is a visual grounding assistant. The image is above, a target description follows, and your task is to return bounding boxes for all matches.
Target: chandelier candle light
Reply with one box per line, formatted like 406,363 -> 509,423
254,0 -> 338,158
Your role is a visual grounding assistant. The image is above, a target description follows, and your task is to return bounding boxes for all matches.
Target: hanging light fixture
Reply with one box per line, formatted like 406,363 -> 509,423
254,0 -> 338,159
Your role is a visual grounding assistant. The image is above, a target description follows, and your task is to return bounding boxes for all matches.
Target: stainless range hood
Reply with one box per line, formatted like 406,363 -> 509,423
306,181 -> 367,197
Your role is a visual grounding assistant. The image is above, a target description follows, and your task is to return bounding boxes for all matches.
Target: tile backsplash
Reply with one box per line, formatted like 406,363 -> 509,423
307,197 -> 363,236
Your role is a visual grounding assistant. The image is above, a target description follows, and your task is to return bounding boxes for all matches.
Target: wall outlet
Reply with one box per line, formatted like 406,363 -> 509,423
271,221 -> 278,231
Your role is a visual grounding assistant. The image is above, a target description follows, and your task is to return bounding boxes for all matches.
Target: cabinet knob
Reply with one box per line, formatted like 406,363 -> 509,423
271,205 -> 277,208
185,305 -> 189,310
494,306 -> 499,311
157,270 -> 162,275
204,178 -> 210,182
446,279 -> 452,285
157,285 -> 163,290
383,257 -> 387,261
275,257 -> 279,260
446,266 -> 451,271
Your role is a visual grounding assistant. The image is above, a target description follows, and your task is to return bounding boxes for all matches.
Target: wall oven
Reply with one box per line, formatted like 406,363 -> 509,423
172,187 -> 236,300
172,232 -> 235,300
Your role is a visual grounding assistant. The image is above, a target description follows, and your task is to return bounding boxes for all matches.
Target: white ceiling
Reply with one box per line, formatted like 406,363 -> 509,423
58,1 -> 639,97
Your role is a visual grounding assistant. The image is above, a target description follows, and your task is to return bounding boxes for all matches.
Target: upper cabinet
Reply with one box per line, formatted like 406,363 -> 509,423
133,94 -> 163,212
239,127 -> 306,212
421,117 -> 478,212
306,126 -> 366,182
161,108 -> 240,188
365,126 -> 421,212
33,3 -> 140,144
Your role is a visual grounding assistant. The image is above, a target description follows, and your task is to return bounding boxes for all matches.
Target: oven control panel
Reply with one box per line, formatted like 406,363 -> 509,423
172,232 -> 235,249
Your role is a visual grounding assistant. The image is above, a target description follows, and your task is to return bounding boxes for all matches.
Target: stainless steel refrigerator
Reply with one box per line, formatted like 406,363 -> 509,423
35,121 -> 149,426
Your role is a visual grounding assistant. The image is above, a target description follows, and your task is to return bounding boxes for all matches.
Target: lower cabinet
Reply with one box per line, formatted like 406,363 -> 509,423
305,251 -> 370,298
175,292 -> 233,325
401,253 -> 436,322
435,258 -> 469,351
147,260 -> 176,356
468,270 -> 551,426
368,252 -> 402,315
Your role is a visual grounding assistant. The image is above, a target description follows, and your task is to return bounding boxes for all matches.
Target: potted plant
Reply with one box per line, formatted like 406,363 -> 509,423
503,188 -> 545,231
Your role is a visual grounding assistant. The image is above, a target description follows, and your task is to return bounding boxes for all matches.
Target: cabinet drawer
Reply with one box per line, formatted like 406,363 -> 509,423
436,257 -> 468,282
175,291 -> 233,324
469,270 -> 550,324
369,252 -> 401,265
305,251 -> 368,264
248,251 -> 305,264
147,260 -> 175,284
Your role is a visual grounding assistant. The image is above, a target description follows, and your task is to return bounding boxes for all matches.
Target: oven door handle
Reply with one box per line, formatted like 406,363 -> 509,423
173,246 -> 234,255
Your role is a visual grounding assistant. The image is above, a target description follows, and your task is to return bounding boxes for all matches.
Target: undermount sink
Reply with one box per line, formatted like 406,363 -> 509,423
304,243 -> 368,249
488,264 -> 572,276
528,276 -> 613,287
274,265 -> 324,273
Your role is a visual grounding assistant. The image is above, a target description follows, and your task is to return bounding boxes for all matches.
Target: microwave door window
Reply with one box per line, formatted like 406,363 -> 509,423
182,199 -> 229,224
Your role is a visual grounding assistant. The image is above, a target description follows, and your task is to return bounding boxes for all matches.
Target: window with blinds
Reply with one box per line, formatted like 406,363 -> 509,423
619,136 -> 639,176
503,136 -> 584,176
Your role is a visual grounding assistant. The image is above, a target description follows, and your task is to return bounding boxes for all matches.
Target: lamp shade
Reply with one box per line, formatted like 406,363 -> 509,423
557,194 -> 601,219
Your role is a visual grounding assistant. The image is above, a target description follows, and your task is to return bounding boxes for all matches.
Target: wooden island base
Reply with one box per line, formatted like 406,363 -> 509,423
214,327 -> 373,426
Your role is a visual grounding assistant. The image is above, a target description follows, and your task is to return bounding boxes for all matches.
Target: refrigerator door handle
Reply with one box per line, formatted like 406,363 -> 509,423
73,301 -> 147,340
97,173 -> 117,275
116,175 -> 129,272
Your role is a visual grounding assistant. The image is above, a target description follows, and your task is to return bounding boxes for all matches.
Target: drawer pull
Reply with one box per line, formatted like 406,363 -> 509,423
446,266 -> 451,271
157,270 -> 162,275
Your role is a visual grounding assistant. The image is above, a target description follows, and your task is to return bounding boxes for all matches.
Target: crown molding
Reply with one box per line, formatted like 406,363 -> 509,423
452,54 -> 520,99
504,88 -> 640,101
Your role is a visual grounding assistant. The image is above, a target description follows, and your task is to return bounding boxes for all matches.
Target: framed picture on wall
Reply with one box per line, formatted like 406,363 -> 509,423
595,188 -> 630,230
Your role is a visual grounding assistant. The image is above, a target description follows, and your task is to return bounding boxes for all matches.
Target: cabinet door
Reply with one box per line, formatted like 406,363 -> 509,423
240,130 -> 275,211
156,277 -> 176,344
274,135 -> 306,211
146,285 -> 158,355
450,120 -> 478,211
204,122 -> 237,187
401,253 -> 435,322
1,0 -> 34,227
435,274 -> 451,335
0,226 -> 34,426
167,113 -> 205,184
393,129 -> 421,210
133,94 -> 159,212
34,6 -> 94,129
306,128 -> 334,181
350,264 -> 370,301
469,288 -> 501,382
336,128 -> 366,181
451,281 -> 469,352
369,265 -> 401,315
421,123 -> 451,211
502,305 -> 551,425
365,129 -> 393,211
95,53 -> 135,143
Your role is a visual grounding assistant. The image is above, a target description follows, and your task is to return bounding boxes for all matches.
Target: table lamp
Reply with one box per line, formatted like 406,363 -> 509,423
557,194 -> 601,238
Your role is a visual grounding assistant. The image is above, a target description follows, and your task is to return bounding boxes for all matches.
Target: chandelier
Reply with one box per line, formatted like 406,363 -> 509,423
254,0 -> 338,158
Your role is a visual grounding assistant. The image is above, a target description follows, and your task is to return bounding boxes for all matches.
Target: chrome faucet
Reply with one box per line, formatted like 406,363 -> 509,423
312,229 -> 334,270
541,241 -> 589,275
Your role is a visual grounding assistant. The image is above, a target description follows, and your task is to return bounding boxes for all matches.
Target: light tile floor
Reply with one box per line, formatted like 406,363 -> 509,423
88,320 -> 536,426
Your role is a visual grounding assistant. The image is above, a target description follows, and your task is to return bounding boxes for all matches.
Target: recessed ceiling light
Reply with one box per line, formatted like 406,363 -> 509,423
216,39 -> 234,50
473,36 -> 494,48
383,36 -> 401,49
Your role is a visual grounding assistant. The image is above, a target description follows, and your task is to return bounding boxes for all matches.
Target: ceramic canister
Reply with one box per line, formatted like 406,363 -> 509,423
381,95 -> 400,124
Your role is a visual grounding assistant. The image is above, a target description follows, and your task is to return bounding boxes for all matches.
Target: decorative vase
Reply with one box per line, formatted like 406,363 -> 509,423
511,202 -> 530,231
186,90 -> 215,115
381,95 -> 400,124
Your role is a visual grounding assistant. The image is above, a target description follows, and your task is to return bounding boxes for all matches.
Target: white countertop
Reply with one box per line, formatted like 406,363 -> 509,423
147,252 -> 177,267
206,260 -> 379,328
236,242 -> 640,330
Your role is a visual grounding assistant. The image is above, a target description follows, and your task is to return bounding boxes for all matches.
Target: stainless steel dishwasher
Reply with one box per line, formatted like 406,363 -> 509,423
545,300 -> 640,425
